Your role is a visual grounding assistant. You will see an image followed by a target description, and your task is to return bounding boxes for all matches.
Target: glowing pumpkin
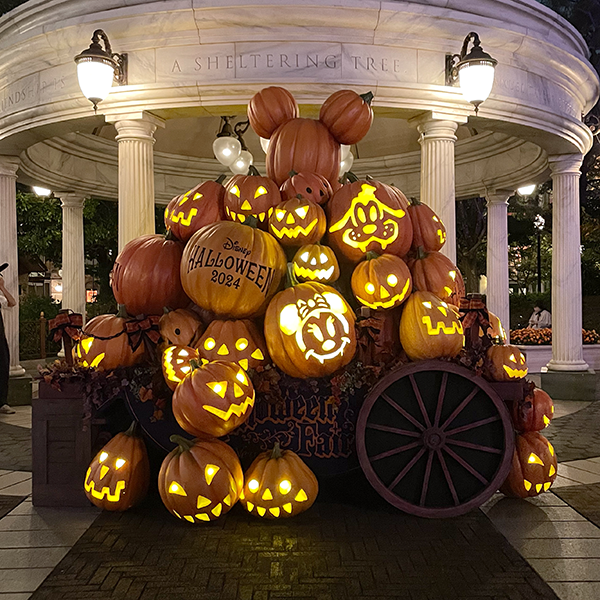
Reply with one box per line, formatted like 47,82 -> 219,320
407,198 -> 447,252
159,435 -> 243,523
162,345 -> 199,391
500,432 -> 557,498
406,248 -> 464,302
268,196 -> 327,246
512,387 -> 554,433
280,171 -> 333,206
399,291 -> 464,361
159,308 -> 203,347
292,244 -> 340,283
319,89 -> 374,145
240,443 -> 318,519
485,345 -> 528,381
483,311 -> 507,344
265,282 -> 356,379
84,422 -> 149,511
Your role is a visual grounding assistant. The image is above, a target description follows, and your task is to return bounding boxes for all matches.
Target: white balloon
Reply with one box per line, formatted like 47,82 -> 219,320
340,144 -> 352,160
229,150 -> 254,174
213,137 -> 242,166
259,137 -> 270,153
339,152 -> 354,178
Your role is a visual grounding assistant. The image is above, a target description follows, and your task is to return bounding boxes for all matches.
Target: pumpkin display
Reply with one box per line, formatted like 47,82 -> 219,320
399,291 -> 464,361
159,308 -> 204,347
512,387 -> 554,432
162,345 -> 199,391
292,244 -> 340,283
164,177 -> 226,243
84,422 -> 149,511
265,282 -> 356,379
247,86 -> 299,139
280,171 -> 333,205
74,306 -> 145,371
351,253 -> 412,311
485,345 -> 528,381
500,432 -> 557,498
327,178 -> 413,263
319,90 -> 374,145
240,443 -> 318,519
112,233 -> 189,316
197,319 -> 269,372
407,248 -> 464,302
180,220 -> 287,319
407,198 -> 447,252
268,196 -> 327,246
485,311 -> 507,344
159,435 -> 243,523
172,360 -> 255,438
224,166 -> 282,225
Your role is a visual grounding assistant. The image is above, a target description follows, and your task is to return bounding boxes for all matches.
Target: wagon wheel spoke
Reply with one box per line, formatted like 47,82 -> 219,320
445,415 -> 502,437
366,423 -> 421,438
388,447 -> 427,491
439,386 -> 479,431
443,446 -> 488,485
409,374 -> 432,428
437,449 -> 459,506
382,393 -> 426,432
446,439 -> 503,454
433,372 -> 448,428
371,441 -> 422,462
420,450 -> 435,507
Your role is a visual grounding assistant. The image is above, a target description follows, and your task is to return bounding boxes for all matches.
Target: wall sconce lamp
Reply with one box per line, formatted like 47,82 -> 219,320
446,32 -> 497,114
213,116 -> 242,166
75,30 -> 127,112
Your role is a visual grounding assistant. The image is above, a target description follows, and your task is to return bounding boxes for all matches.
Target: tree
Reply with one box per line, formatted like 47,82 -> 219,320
456,197 -> 487,293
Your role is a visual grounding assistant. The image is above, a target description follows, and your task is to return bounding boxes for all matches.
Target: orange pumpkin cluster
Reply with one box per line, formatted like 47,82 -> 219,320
510,327 -> 600,345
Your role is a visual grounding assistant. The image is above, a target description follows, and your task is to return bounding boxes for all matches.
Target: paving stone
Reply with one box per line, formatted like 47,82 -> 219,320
0,421 -> 31,471
546,402 -> 600,462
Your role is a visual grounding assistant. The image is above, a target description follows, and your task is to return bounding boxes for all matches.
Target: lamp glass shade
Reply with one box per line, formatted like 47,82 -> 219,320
76,60 -> 115,104
213,136 -> 242,166
518,184 -> 536,196
259,137 -> 270,153
458,61 -> 495,105
339,152 -> 354,177
340,144 -> 352,160
229,150 -> 254,174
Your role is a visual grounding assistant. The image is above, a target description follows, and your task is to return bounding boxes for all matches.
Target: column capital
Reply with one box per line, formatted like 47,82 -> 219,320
485,190 -> 513,206
548,154 -> 583,176
411,110 -> 468,139
0,156 -> 20,178
106,111 -> 165,141
58,193 -> 86,209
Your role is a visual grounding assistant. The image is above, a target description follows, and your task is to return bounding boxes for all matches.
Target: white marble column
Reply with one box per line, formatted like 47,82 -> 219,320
106,113 -> 164,251
0,157 -> 24,376
486,191 -> 512,340
547,154 -> 588,371
60,193 -> 87,322
415,113 -> 467,264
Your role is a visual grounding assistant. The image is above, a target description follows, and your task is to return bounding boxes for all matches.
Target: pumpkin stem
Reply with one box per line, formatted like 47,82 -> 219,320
170,434 -> 195,454
295,194 -> 304,200
286,262 -> 300,288
271,442 -> 283,459
124,420 -> 141,437
163,307 -> 171,315
365,175 -> 374,181
247,165 -> 261,177
245,215 -> 259,229
116,304 -> 130,319
288,170 -> 297,178
216,174 -> 227,184
345,171 -> 359,183
360,91 -> 374,105
365,251 -> 381,261
189,358 -> 202,371
416,246 -> 428,260
165,229 -> 177,241
410,196 -> 421,206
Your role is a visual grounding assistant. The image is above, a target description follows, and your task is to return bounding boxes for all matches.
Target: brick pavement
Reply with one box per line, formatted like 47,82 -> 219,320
0,421 -> 31,471
0,494 -> 25,519
554,482 -> 600,528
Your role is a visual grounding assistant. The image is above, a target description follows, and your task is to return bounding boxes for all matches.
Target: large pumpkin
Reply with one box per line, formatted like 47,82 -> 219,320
159,308 -> 204,347
406,248 -> 464,302
162,345 -> 199,391
512,387 -> 554,433
500,432 -> 557,498
399,291 -> 464,361
172,360 -> 255,438
265,282 -> 356,379
407,198 -> 447,252
159,435 -> 243,523
319,90 -> 374,145
180,221 -> 287,318
292,244 -> 340,283
247,86 -> 299,139
266,118 -> 340,186
485,345 -> 528,381
240,444 -> 318,519
280,171 -> 333,206
112,233 -> 189,316
84,422 -> 149,511
327,178 -> 413,262
197,319 -> 269,372
224,167 -> 281,225
268,196 -> 327,246
165,177 -> 226,243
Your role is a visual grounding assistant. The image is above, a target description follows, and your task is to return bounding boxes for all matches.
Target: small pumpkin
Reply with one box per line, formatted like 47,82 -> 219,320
248,86 -> 299,139
172,360 -> 255,438
159,308 -> 204,347
407,197 -> 447,252
159,435 -> 243,523
292,244 -> 340,283
265,282 -> 356,379
84,422 -> 149,511
240,443 -> 318,519
162,345 -> 199,391
319,90 -> 374,145
399,291 -> 464,361
485,345 -> 528,381
280,171 -> 333,205
483,311 -> 507,344
512,387 -> 554,432
269,196 -> 327,246
351,253 -> 412,310
197,319 -> 269,372
500,432 -> 557,498
407,248 -> 464,302
224,166 -> 282,225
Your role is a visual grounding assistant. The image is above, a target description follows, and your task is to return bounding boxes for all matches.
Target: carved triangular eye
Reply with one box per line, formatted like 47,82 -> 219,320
230,185 -> 240,197
254,186 -> 268,198
206,381 -> 228,397
169,481 -> 187,496
528,453 -> 544,466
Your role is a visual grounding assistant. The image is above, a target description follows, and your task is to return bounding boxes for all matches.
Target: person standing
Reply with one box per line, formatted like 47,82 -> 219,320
0,266 -> 17,414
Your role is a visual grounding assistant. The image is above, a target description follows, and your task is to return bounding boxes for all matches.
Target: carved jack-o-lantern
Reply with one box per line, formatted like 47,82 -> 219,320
172,360 -> 255,438
407,198 -> 447,252
224,167 -> 281,225
512,387 -> 555,433
399,291 -> 464,361
292,244 -> 340,283
197,319 -> 269,372
280,172 -> 333,206
84,422 -> 150,511
485,345 -> 528,381
240,444 -> 318,519
500,432 -> 557,498
268,196 -> 327,246
407,248 -> 464,301
351,253 -> 412,311
159,308 -> 204,347
162,345 -> 199,391
265,282 -> 357,379
483,310 -> 507,345
159,436 -> 243,523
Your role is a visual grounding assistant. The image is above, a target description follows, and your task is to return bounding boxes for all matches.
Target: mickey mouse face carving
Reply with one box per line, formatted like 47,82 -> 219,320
224,168 -> 281,224
269,197 -> 327,246
485,345 -> 528,382
280,172 -> 333,206
292,244 -> 340,283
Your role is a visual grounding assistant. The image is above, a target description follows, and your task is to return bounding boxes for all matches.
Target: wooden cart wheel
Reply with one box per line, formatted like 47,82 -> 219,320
356,361 -> 514,518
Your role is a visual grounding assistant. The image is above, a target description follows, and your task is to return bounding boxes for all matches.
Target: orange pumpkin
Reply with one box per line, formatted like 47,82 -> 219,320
292,244 -> 340,283
269,196 -> 327,246
280,171 -> 333,206
224,167 -> 281,225
512,387 -> 554,432
248,86 -> 299,139
159,308 -> 203,347
485,345 -> 528,381
162,345 -> 199,391
484,311 -> 507,344
407,198 -> 447,252
319,90 -> 374,145
407,248 -> 464,301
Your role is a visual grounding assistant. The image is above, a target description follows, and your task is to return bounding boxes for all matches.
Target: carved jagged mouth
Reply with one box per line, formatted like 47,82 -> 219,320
84,468 -> 125,502
359,279 -> 411,310
226,207 -> 274,223
502,365 -> 528,378
271,219 -> 318,240
293,264 -> 335,281
341,219 -> 399,252
170,209 -> 198,226
421,316 -> 463,336
305,337 -> 351,364
202,393 -> 256,421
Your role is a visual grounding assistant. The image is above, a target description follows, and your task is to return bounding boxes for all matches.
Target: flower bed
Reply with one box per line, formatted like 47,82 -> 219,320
510,328 -> 600,345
